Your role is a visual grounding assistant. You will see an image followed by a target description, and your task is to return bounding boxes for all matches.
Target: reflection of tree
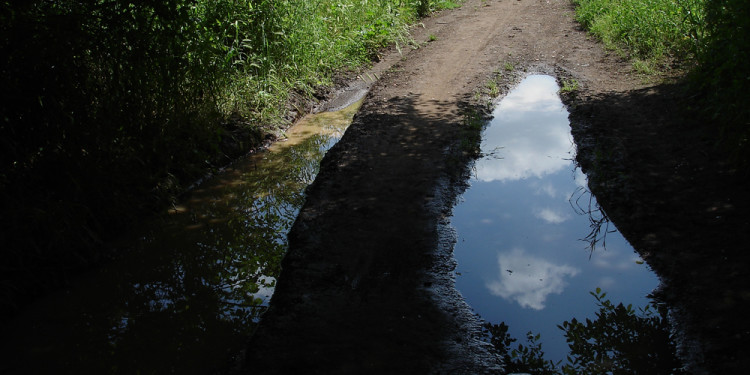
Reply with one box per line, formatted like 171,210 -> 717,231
11,130 -> 338,373
482,322 -> 559,375
569,185 -> 615,255
559,288 -> 684,375
482,289 -> 685,375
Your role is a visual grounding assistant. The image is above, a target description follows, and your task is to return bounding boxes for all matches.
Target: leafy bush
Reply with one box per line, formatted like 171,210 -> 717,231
482,322 -> 560,375
559,289 -> 684,375
483,289 -> 684,375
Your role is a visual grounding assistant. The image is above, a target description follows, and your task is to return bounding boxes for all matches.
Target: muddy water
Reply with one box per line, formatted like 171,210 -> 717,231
451,75 -> 659,364
0,100 -> 363,374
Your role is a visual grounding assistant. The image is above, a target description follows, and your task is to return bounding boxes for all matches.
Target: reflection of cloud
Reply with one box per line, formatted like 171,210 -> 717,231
475,75 -> 572,182
532,182 -> 558,198
598,277 -> 616,289
500,75 -> 561,112
592,248 -> 633,270
486,248 -> 579,310
535,208 -> 570,224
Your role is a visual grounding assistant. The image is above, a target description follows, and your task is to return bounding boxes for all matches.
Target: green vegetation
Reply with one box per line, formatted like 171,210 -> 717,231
572,0 -> 704,71
483,289 -> 684,374
486,79 -> 500,97
572,0 -> 750,160
0,0 -> 462,316
559,78 -> 580,94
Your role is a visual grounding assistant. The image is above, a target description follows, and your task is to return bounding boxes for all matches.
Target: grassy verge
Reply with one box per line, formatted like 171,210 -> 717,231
571,0 -> 704,74
571,0 -> 750,160
0,0 -> 463,317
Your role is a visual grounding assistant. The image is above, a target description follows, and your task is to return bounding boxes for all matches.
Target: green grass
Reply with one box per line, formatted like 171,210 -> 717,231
571,0 -> 750,161
572,0 -> 704,70
559,78 -> 580,94
0,0 -> 466,316
219,0 -> 466,124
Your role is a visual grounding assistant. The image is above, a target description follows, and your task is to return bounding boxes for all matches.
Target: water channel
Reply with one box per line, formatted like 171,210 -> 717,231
451,75 -> 660,364
1,100 -> 363,374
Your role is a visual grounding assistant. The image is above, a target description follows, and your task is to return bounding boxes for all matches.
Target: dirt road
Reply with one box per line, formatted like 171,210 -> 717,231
244,0 -> 749,373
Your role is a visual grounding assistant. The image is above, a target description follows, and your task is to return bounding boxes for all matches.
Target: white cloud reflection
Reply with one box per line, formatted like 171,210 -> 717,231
486,248 -> 579,310
535,208 -> 570,224
475,75 -> 573,182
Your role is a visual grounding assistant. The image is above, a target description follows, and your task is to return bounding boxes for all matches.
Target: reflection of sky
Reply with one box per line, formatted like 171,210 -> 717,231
452,75 -> 658,364
486,248 -> 579,310
475,75 -> 573,182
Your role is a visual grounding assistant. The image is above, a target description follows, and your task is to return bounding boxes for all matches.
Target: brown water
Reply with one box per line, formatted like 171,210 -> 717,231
0,100 -> 362,374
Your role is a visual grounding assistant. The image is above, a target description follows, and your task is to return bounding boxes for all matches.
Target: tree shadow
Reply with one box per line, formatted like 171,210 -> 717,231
566,81 -> 750,373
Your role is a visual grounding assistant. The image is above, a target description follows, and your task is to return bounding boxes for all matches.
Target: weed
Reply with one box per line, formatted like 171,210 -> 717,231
486,80 -> 500,97
559,78 -> 580,94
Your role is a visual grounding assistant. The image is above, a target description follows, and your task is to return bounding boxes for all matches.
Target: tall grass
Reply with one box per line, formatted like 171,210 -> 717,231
0,0 -> 463,317
219,0 -> 419,123
572,0 -> 705,72
571,0 -> 750,160
695,0 -> 750,159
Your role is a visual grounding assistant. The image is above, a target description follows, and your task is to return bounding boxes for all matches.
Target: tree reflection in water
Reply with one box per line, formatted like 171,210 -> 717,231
482,288 -> 685,375
1,103 -> 359,374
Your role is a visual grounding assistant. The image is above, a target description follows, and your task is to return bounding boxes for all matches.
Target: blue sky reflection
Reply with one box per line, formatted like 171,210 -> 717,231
452,75 -> 659,364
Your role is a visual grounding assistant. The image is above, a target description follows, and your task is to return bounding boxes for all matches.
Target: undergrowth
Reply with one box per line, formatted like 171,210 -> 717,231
571,0 -> 750,162
0,0 -> 463,318
572,0 -> 704,73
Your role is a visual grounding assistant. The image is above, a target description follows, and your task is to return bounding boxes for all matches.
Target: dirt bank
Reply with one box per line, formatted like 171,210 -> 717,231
244,0 -> 749,373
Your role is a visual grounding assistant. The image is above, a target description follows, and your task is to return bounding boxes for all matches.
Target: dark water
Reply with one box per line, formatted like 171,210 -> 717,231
0,101 -> 362,374
451,75 -> 659,364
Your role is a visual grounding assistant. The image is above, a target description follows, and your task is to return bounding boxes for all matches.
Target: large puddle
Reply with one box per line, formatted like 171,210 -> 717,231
451,75 -> 659,364
1,100 -> 362,374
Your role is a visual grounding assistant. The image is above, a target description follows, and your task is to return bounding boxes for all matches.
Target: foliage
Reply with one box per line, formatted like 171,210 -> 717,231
0,0 -> 462,317
572,0 -> 704,69
571,0 -> 750,163
559,288 -> 685,375
483,322 -> 560,375
483,289 -> 684,374
692,0 -> 750,160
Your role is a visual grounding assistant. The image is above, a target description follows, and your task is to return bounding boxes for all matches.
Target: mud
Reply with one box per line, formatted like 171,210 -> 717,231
244,0 -> 749,373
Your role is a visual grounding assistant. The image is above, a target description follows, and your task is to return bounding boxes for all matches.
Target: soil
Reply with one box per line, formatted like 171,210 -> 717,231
243,0 -> 750,373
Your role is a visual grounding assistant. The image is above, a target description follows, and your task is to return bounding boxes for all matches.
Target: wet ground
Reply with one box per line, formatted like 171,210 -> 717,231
4,0 -> 748,373
0,101 -> 363,374
246,0 -> 750,373
451,75 -> 659,364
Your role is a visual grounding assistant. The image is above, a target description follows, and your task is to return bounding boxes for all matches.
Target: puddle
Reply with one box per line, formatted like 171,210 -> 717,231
451,75 -> 659,364
0,100 -> 363,374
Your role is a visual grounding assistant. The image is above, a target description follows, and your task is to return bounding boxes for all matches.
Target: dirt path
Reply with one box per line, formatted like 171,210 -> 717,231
244,0 -> 747,373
